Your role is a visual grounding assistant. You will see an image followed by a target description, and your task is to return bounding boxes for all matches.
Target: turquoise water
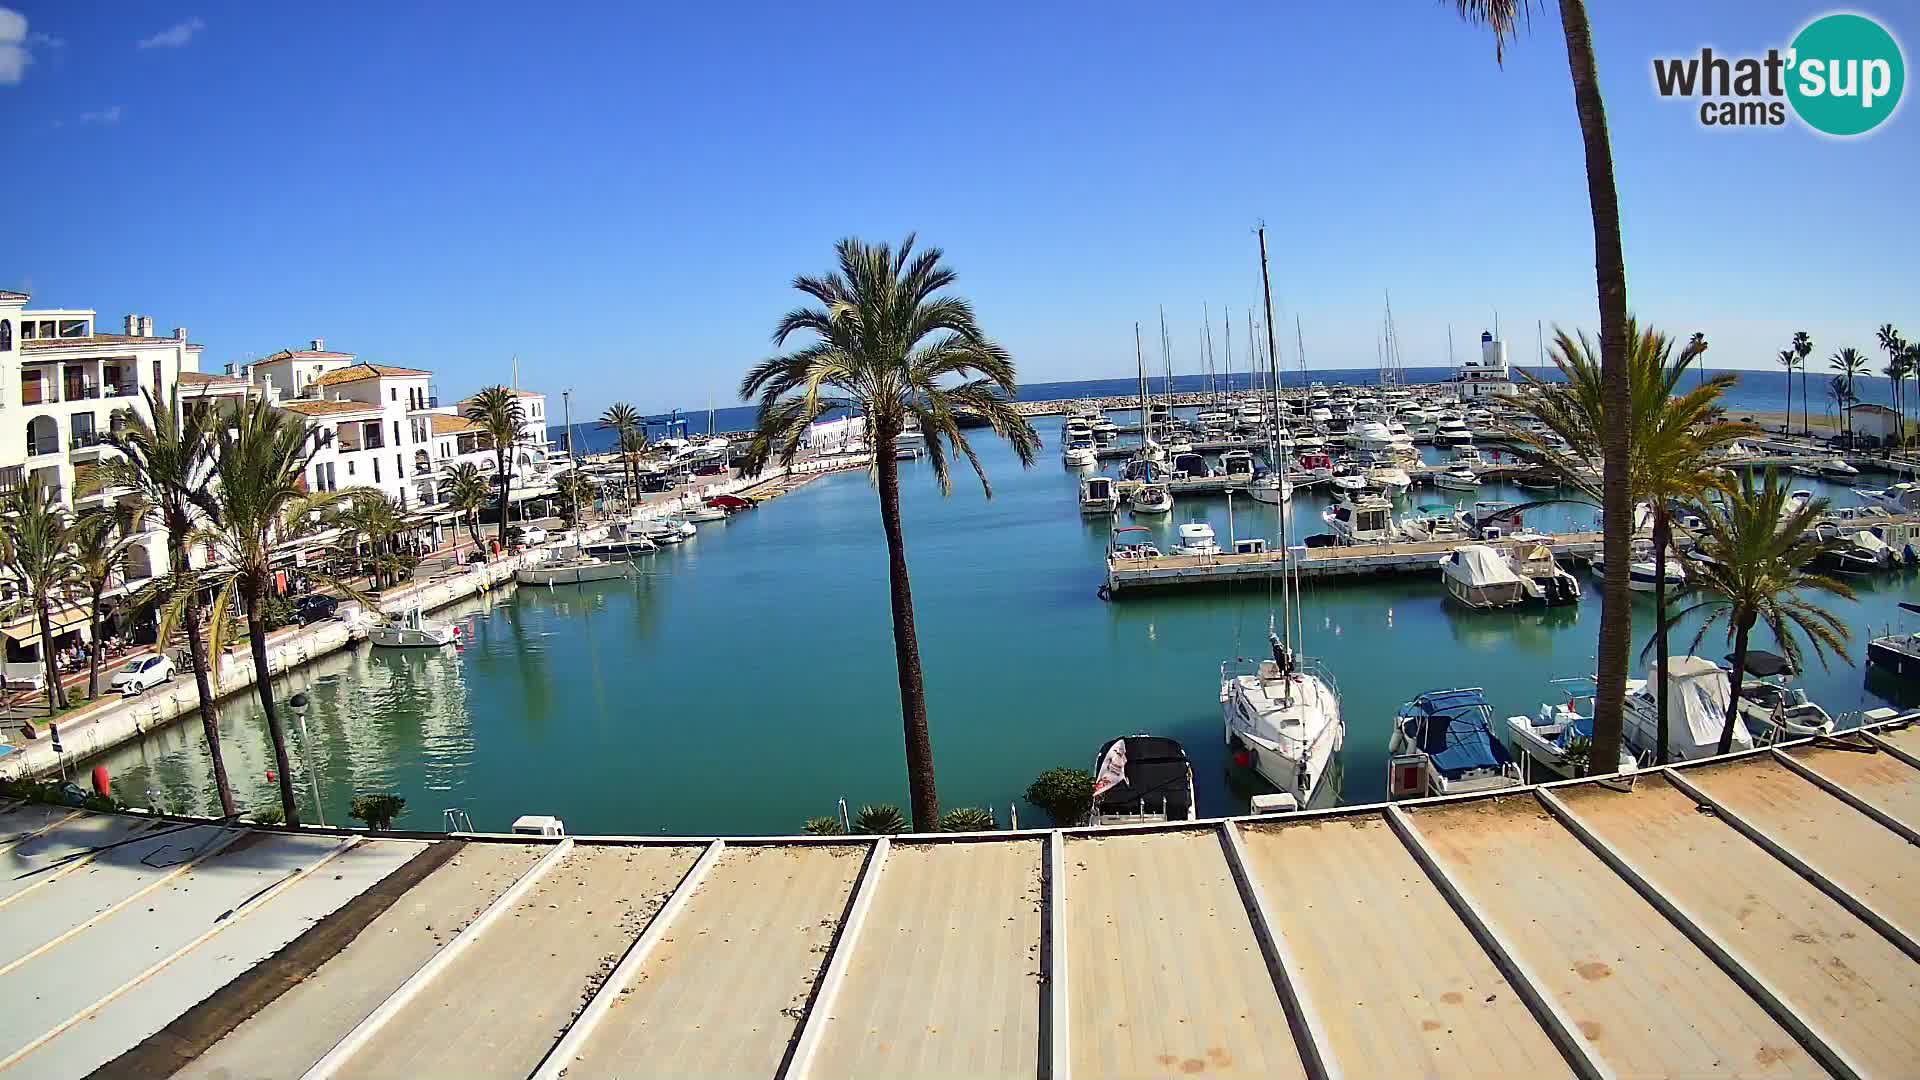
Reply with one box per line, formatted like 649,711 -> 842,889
98,415 -> 1920,834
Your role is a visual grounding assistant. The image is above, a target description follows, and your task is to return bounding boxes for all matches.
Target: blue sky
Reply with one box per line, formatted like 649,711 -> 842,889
3,2 -> 1913,417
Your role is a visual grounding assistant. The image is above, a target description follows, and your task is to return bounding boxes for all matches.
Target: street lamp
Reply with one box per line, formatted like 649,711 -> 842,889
287,690 -> 325,826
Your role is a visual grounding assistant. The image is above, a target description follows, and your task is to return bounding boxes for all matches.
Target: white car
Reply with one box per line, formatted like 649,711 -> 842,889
521,526 -> 548,546
111,654 -> 175,696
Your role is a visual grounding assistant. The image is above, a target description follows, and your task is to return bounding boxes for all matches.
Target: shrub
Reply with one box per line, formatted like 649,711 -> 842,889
259,593 -> 299,632
803,815 -> 846,836
851,804 -> 907,835
251,805 -> 286,825
1025,768 -> 1095,827
940,807 -> 996,833
349,793 -> 407,831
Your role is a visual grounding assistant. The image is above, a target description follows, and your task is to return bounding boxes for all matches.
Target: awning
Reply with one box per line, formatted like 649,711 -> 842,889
1,604 -> 94,647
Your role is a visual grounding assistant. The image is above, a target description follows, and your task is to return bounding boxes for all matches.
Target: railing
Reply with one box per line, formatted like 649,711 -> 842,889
103,382 -> 137,398
20,388 -> 55,406
0,465 -> 22,492
70,430 -> 106,450
26,440 -> 60,458
65,383 -> 100,400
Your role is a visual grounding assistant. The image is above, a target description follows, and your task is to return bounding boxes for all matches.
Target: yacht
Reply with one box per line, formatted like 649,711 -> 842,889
515,554 -> 631,586
1170,522 -> 1222,556
1434,414 -> 1473,446
1092,418 -> 1120,440
1504,681 -> 1642,780
1348,419 -> 1402,455
1386,688 -> 1524,799
1434,465 -> 1481,491
1868,602 -> 1920,678
1079,475 -> 1119,515
1129,482 -> 1173,515
1088,735 -> 1198,826
1322,491 -> 1398,545
1623,657 -> 1750,762
1236,402 -> 1265,428
1196,410 -> 1234,433
1293,430 -> 1328,454
1329,469 -> 1371,495
1783,488 -> 1815,520
1219,449 -> 1256,476
1063,439 -> 1098,467
1859,482 -> 1920,514
1063,417 -> 1095,443
1589,545 -> 1687,591
370,608 -> 460,649
681,502 -> 729,523
645,516 -> 696,545
1398,505 -> 1470,544
1223,635 -> 1344,810
1728,651 -> 1835,739
1366,463 -> 1413,497
1172,451 -> 1212,478
1440,545 -> 1528,608
1507,542 -> 1584,605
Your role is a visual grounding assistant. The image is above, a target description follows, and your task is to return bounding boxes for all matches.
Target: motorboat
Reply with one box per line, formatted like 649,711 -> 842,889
1590,546 -> 1688,592
1172,452 -> 1211,478
1329,470 -> 1371,495
1812,528 -> 1887,575
1727,651 -> 1835,739
515,554 -> 631,586
1293,431 -> 1328,454
1246,471 -> 1293,505
1063,439 -> 1098,467
1513,468 -> 1560,492
1434,415 -> 1474,446
1129,482 -> 1173,515
369,608 -> 460,649
1859,482 -> 1920,514
1783,489 -> 1815,520
1348,419 -> 1403,456
1295,452 -> 1334,481
1456,500 -> 1530,542
1623,656 -> 1750,762
1434,465 -> 1481,491
1088,735 -> 1198,826
1196,410 -> 1234,433
1366,464 -> 1413,497
1170,522 -> 1222,556
1108,525 -> 1163,561
1868,602 -> 1920,678
1219,449 -> 1256,476
1504,681 -> 1641,781
1063,418 -> 1094,443
1079,475 -> 1119,515
681,503 -> 729,523
1223,634 -> 1344,810
1236,402 -> 1265,428
644,515 -> 699,544
1451,446 -> 1485,467
1386,688 -> 1524,799
1440,545 -> 1528,608
1398,505 -> 1470,544
1322,491 -> 1398,545
1507,542 -> 1583,605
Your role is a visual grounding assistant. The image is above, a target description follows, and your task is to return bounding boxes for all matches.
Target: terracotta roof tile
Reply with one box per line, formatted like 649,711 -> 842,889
21,333 -> 202,351
430,413 -> 484,435
176,371 -> 246,385
279,398 -> 383,418
312,362 -> 431,387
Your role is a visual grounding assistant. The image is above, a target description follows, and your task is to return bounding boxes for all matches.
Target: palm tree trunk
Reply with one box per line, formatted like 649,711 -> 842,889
874,429 -> 937,831
1557,0 -> 1630,778
1801,367 -> 1809,436
245,587 -> 301,825
1652,508 -> 1672,766
181,593 -> 237,818
36,599 -> 61,717
1720,615 -> 1754,755
495,450 -> 511,547
86,593 -> 105,700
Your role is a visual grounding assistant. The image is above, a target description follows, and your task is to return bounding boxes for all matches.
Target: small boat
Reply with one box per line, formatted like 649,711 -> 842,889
1079,475 -> 1119,515
1129,483 -> 1173,514
1868,602 -> 1920,678
1329,471 -> 1371,494
1107,525 -> 1162,561
1623,657 -> 1749,762
1513,468 -> 1560,492
1170,522 -> 1221,556
369,608 -> 459,649
645,515 -> 698,543
516,554 -> 631,586
1727,651 -> 1835,739
1087,735 -> 1198,826
1063,440 -> 1098,467
1433,465 -> 1481,491
1387,688 -> 1524,799
1172,451 -> 1211,478
1783,489 -> 1815,520
1504,681 -> 1641,780
1366,464 -> 1413,497
681,503 -> 729,523
1590,549 -> 1688,592
1246,472 -> 1293,505
1813,528 -> 1886,575
1092,419 -> 1119,439
1440,545 -> 1528,608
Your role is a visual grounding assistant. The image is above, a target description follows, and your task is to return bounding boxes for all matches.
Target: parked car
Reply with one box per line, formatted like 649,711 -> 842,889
294,594 -> 340,625
111,654 -> 176,696
521,526 -> 548,545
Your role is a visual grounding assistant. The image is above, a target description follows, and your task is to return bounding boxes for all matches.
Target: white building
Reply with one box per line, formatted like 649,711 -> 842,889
1454,330 -> 1518,401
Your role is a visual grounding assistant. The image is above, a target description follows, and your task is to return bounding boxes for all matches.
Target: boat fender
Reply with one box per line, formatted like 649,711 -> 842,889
1228,736 -> 1253,770
92,765 -> 111,798
1096,584 -> 1112,602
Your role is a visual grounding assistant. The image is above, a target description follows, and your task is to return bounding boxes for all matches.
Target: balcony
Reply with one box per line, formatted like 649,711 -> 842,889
64,383 -> 101,401
102,382 -> 138,399
0,465 -> 22,493
69,430 -> 118,461
26,439 -> 61,459
21,387 -> 57,407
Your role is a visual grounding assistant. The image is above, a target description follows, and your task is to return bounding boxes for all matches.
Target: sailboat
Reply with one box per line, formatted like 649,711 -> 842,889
1220,225 -> 1344,811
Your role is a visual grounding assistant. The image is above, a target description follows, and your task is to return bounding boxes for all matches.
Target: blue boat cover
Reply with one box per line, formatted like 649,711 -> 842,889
1404,690 -> 1514,779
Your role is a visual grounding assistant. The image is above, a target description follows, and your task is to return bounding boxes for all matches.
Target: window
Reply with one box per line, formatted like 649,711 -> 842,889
0,320 -> 10,351
393,420 -> 401,445
390,388 -> 397,402
372,458 -> 381,482
152,361 -> 161,387
347,460 -> 355,477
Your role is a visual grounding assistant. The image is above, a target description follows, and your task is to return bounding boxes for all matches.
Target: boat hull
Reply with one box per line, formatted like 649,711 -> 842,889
516,563 -> 630,586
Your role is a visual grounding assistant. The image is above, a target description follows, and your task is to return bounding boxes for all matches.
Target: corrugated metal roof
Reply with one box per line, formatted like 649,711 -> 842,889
6,716 -> 1918,1080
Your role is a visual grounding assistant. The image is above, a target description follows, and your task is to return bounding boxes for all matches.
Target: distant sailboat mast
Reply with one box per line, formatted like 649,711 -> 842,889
1135,322 -> 1150,449
1256,224 -> 1296,672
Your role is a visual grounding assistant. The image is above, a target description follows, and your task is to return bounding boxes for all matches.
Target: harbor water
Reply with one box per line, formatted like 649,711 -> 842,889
95,412 -> 1920,835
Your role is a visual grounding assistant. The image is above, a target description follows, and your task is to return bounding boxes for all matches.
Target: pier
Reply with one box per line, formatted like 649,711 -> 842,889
1105,532 -> 1606,594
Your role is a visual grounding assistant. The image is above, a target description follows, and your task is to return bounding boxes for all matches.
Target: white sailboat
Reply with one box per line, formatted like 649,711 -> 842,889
1221,225 -> 1344,812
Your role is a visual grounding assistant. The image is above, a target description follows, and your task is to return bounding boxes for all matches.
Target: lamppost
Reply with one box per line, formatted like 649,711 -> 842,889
288,690 -> 324,826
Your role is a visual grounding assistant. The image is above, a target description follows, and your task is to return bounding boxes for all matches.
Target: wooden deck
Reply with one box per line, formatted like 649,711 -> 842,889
3,716 -> 1918,1080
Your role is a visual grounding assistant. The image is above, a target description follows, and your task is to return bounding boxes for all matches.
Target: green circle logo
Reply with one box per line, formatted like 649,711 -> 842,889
1788,13 -> 1905,136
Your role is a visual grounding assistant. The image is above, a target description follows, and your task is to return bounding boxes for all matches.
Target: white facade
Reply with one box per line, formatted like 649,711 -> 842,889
1454,330 -> 1518,401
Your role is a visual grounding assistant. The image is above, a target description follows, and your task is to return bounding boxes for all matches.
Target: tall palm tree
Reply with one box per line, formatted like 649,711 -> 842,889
194,398 -> 353,825
333,490 -> 412,588
1829,347 -> 1870,442
1672,469 -> 1851,754
599,403 -> 642,501
465,387 -> 526,546
67,504 -> 141,700
1877,324 -> 1907,449
1792,331 -> 1814,436
86,386 -> 236,818
0,485 -> 78,715
443,461 -> 491,552
1506,320 -> 1754,766
739,235 -> 1039,829
1776,347 -> 1798,435
556,471 -> 598,526
1449,0 -> 1634,771
618,428 -> 650,498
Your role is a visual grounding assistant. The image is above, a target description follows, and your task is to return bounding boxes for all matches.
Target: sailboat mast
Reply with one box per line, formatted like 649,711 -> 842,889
1257,224 -> 1294,661
1223,308 -> 1233,407
1135,322 -> 1149,447
1203,304 -> 1216,408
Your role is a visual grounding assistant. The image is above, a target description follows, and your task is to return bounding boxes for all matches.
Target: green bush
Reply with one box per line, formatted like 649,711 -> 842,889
1025,767 -> 1095,827
259,593 -> 299,632
851,804 -> 906,835
251,805 -> 286,825
940,807 -> 996,833
349,793 -> 407,831
803,815 -> 846,836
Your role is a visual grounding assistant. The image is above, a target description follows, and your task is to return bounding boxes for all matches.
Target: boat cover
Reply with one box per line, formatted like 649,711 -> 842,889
1403,690 -> 1512,779
1653,656 -> 1738,751
1092,736 -> 1193,819
1445,545 -> 1523,588
1734,650 -> 1793,678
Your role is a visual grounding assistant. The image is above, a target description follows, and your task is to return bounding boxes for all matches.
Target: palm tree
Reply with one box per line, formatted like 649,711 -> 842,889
1877,324 -> 1907,449
465,387 -> 525,546
1793,331 -> 1814,436
0,485 -> 78,715
618,429 -> 650,498
1672,469 -> 1851,754
555,471 -> 598,526
86,386 -> 236,818
739,235 -> 1039,829
1776,347 -> 1797,434
333,490 -> 413,588
599,403 -> 642,501
195,398 -> 353,825
1449,0 -> 1634,774
1829,347 -> 1871,442
1506,320 -> 1754,766
67,505 -> 141,700
443,462 -> 491,553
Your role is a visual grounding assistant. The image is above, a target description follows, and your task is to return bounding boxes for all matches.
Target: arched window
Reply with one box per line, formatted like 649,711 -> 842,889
25,415 -> 59,456
0,320 -> 11,351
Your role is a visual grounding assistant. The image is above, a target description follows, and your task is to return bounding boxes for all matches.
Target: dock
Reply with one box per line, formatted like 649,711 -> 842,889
4,715 -> 1917,1078
1105,532 -> 1605,594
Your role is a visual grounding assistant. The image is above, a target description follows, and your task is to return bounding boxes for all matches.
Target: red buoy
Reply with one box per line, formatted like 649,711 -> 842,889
91,765 -> 111,798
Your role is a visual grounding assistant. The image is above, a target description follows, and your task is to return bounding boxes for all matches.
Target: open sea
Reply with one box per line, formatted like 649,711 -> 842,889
82,403 -> 1920,836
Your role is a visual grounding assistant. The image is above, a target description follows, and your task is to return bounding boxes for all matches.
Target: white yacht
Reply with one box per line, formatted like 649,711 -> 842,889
1322,491 -> 1398,544
1440,545 -> 1527,609
369,608 -> 460,649
1062,439 -> 1098,467
1623,657 -> 1751,762
1434,415 -> 1473,446
1079,475 -> 1119,515
1170,522 -> 1222,556
1589,545 -> 1687,591
1434,465 -> 1481,491
516,554 -> 631,586
1129,482 -> 1173,515
1860,482 -> 1920,514
1366,463 -> 1413,497
1398,505 -> 1470,544
1386,688 -> 1524,799
1224,636 -> 1344,810
1220,449 -> 1256,476
1505,681 -> 1642,780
